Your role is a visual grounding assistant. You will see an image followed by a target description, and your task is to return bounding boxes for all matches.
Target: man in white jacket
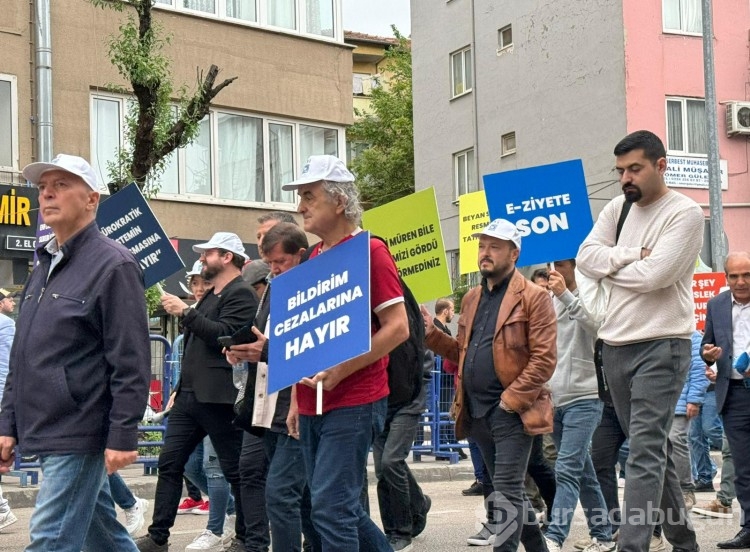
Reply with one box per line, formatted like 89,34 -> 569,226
544,260 -> 613,552
577,130 -> 703,552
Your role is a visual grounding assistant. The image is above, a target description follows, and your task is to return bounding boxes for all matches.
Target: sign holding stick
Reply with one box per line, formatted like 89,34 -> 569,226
267,231 -> 372,395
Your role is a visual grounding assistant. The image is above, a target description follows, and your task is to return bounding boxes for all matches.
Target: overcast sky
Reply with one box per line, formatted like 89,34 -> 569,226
342,0 -> 411,37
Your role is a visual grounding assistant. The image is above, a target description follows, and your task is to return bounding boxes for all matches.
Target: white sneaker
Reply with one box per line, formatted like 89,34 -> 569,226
123,498 -> 148,537
222,514 -> 236,545
185,529 -> 224,552
581,538 -> 616,552
545,537 -> 562,552
0,510 -> 17,531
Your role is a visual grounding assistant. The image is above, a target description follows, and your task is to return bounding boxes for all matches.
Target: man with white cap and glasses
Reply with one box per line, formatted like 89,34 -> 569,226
0,154 -> 151,551
283,155 -> 409,552
422,218 -> 556,552
136,232 -> 258,552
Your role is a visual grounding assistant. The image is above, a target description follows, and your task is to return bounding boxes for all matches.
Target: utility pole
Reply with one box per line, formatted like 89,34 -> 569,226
702,0 -> 726,271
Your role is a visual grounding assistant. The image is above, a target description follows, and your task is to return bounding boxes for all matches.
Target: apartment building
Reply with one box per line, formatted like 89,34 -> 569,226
0,0 -> 352,285
411,0 -> 750,272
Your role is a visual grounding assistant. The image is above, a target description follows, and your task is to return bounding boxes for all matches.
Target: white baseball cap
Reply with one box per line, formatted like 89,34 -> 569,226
193,232 -> 249,261
22,154 -> 101,192
281,155 -> 355,190
472,218 -> 522,251
186,260 -> 203,277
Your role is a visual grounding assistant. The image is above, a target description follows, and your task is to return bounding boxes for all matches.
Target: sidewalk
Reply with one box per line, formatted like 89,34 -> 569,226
0,453 -> 476,509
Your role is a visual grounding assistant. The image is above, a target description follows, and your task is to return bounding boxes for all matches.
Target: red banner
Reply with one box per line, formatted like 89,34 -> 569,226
693,272 -> 726,331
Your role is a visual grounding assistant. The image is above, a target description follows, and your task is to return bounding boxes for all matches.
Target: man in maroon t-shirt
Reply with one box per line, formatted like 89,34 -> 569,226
282,155 -> 409,552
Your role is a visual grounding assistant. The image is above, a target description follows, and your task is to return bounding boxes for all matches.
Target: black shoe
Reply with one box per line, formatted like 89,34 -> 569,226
412,495 -> 431,538
718,529 -> 750,549
133,535 -> 168,552
457,448 -> 468,460
462,480 -> 483,496
388,535 -> 414,551
694,480 -> 716,492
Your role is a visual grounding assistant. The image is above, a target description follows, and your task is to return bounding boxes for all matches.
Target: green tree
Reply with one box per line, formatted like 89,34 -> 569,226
347,27 -> 413,209
89,0 -> 236,194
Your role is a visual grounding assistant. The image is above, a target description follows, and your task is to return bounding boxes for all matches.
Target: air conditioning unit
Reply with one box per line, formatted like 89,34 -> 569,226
726,101 -> 750,136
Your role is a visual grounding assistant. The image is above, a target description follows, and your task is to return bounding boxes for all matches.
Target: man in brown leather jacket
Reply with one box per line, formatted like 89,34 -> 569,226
422,218 -> 556,552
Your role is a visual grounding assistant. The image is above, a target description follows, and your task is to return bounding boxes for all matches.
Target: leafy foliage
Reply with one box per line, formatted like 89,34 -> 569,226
88,0 -> 236,194
347,27 -> 413,209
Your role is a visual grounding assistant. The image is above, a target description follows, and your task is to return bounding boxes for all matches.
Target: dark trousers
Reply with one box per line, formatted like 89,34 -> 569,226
527,434 -> 557,516
603,339 -> 698,552
239,431 -> 270,551
722,384 -> 750,530
471,406 -> 546,552
148,391 -> 244,545
591,403 -> 627,528
184,477 -> 202,501
373,405 -> 428,539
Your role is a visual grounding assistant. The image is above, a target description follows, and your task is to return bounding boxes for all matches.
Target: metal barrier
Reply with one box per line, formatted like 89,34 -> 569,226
136,334 -> 174,474
412,356 -> 467,464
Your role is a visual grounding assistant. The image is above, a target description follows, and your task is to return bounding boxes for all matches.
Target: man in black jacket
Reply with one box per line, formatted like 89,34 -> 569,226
0,154 -> 151,551
136,232 -> 258,552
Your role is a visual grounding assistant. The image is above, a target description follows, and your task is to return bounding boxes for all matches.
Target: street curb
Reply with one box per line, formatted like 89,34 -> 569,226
0,460 -> 476,509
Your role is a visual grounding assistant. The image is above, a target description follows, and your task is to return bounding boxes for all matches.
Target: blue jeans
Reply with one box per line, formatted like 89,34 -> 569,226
299,397 -> 390,552
546,399 -> 611,546
689,389 -> 723,484
468,438 -> 484,480
28,453 -> 137,552
265,432 -> 318,552
184,437 -> 235,535
109,472 -> 136,510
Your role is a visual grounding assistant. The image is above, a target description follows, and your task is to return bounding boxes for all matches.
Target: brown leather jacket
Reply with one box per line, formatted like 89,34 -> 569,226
425,269 -> 556,438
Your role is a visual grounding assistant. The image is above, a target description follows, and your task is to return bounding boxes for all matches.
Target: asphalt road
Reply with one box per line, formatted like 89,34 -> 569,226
0,479 -> 739,551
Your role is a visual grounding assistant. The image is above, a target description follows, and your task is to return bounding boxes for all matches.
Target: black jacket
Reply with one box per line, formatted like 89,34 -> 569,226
0,222 -> 151,455
179,275 -> 258,404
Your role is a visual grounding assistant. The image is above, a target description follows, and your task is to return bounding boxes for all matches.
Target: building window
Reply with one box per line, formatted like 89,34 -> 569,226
0,75 -> 18,171
154,0 -> 340,40
666,97 -> 707,155
501,132 -> 516,156
451,47 -> 473,98
453,148 -> 476,198
498,25 -> 513,50
90,93 -> 343,206
663,0 -> 702,34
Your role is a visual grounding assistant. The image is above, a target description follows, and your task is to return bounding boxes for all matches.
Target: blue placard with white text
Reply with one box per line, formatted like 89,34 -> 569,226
267,231 -> 372,394
96,184 -> 184,287
483,159 -> 593,266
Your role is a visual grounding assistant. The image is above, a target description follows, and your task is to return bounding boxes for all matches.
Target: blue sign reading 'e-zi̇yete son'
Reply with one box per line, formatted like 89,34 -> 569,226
267,231 -> 372,394
482,159 -> 593,266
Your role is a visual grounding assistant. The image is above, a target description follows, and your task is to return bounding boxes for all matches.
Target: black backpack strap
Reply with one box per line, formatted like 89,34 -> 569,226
615,201 -> 632,244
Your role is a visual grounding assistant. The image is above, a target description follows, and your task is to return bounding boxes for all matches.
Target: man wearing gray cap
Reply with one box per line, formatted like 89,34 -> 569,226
0,154 -> 151,551
136,232 -> 258,552
422,218 -> 556,552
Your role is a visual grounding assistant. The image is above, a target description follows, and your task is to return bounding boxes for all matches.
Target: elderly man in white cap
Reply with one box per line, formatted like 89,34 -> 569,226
0,154 -> 151,551
282,155 -> 409,552
422,218 -> 557,552
136,232 -> 258,552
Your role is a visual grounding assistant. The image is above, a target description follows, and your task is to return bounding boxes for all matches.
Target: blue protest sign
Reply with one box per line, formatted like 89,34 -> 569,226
96,184 -> 184,287
267,231 -> 372,394
483,159 -> 593,266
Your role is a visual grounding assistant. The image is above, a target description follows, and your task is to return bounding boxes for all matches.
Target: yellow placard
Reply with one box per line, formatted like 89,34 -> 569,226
362,188 -> 452,303
458,191 -> 490,275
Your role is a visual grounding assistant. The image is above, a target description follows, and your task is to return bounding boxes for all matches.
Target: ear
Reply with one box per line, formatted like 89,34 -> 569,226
656,157 -> 667,175
511,247 -> 520,262
334,196 -> 346,215
86,191 -> 100,211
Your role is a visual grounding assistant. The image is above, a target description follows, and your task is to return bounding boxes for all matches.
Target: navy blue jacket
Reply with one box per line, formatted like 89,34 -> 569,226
0,222 -> 151,455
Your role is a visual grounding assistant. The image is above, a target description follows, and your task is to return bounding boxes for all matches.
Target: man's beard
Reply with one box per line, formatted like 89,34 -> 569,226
622,185 -> 642,203
202,264 -> 219,281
